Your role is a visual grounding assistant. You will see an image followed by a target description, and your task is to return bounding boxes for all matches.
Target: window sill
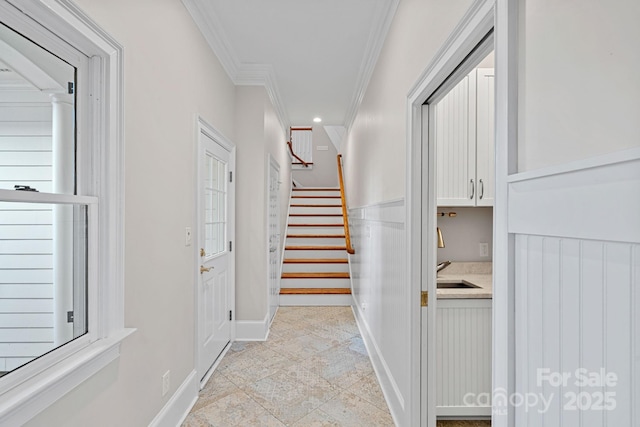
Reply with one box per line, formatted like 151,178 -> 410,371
0,328 -> 136,426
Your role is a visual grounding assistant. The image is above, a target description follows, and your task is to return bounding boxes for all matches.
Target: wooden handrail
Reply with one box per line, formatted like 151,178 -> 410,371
337,154 -> 355,254
287,140 -> 309,167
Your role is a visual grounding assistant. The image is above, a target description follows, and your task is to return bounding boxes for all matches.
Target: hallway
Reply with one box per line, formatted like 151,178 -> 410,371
183,307 -> 394,426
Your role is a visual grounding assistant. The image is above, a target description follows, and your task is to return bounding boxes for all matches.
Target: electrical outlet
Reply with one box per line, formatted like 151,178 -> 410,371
479,242 -> 489,257
162,370 -> 170,396
185,227 -> 192,246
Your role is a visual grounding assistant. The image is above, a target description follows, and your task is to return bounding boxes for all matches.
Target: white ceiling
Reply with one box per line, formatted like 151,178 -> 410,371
183,0 -> 398,128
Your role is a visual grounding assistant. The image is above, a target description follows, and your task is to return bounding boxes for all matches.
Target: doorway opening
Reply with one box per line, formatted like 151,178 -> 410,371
425,45 -> 495,423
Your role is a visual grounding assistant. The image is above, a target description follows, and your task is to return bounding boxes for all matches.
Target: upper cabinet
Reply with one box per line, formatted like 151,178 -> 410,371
436,68 -> 495,207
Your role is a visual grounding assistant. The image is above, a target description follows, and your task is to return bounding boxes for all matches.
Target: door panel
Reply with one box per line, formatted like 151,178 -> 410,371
198,131 -> 232,381
268,156 -> 280,322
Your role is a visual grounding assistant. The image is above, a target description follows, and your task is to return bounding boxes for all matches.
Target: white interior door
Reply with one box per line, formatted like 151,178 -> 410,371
267,155 -> 280,322
197,130 -> 234,381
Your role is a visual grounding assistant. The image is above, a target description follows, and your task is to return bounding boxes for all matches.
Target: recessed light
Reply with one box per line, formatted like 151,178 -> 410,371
313,117 -> 322,123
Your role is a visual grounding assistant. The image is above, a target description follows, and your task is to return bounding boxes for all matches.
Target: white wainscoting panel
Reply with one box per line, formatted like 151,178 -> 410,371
510,149 -> 640,426
349,199 -> 407,425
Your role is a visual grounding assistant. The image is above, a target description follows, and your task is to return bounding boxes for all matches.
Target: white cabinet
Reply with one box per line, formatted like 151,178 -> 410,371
436,298 -> 492,417
436,68 -> 494,207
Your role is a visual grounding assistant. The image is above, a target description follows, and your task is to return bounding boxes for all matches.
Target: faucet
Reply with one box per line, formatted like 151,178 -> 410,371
437,227 -> 445,248
436,227 -> 450,273
437,260 -> 451,273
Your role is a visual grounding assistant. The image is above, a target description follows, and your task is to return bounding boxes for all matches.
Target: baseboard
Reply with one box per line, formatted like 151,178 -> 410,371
352,302 -> 403,427
149,370 -> 198,427
235,313 -> 270,341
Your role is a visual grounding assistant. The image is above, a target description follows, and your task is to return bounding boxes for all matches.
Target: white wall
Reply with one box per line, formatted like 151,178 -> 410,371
234,85 -> 290,323
234,86 -> 267,322
343,0 -> 474,424
292,126 -> 339,187
517,0 -> 640,171
24,0 -> 237,425
344,0 -> 474,208
436,207 -> 493,263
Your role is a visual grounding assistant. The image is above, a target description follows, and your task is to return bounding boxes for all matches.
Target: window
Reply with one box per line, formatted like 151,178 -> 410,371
0,20 -> 89,379
0,1 -> 129,425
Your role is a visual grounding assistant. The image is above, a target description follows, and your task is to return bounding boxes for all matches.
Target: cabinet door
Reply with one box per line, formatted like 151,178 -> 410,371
435,72 -> 477,206
475,68 -> 495,206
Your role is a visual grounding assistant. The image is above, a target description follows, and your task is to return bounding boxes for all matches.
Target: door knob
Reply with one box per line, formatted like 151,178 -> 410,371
200,265 -> 213,274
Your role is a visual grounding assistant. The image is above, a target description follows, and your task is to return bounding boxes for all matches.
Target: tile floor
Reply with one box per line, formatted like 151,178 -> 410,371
183,306 -> 395,426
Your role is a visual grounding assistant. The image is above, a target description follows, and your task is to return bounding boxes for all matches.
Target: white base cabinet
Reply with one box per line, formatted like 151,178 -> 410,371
436,298 -> 492,417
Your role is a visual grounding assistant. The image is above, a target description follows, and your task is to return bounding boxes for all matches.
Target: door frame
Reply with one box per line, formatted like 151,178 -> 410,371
406,0 -> 516,425
194,116 -> 236,386
266,153 -> 281,322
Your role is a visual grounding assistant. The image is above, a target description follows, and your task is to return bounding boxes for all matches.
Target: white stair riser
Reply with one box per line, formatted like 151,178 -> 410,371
286,226 -> 345,234
289,206 -> 343,215
280,278 -> 351,288
292,190 -> 340,197
279,293 -> 352,306
285,237 -> 346,245
285,249 -> 347,259
288,216 -> 343,225
282,263 -> 349,273
290,197 -> 342,205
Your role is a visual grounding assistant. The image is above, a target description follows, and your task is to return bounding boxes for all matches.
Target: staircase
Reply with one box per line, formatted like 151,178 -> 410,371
279,187 -> 352,305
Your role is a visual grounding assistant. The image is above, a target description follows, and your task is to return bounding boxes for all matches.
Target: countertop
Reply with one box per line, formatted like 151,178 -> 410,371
436,262 -> 492,299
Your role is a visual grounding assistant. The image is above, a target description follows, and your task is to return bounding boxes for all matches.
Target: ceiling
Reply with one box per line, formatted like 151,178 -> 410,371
183,0 -> 399,128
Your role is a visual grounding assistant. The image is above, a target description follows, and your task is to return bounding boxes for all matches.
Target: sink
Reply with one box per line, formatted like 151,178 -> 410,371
437,281 -> 478,289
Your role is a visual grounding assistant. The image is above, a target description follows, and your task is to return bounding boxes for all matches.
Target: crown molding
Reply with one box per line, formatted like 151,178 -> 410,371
343,0 -> 400,132
181,0 -> 290,131
236,64 -> 290,131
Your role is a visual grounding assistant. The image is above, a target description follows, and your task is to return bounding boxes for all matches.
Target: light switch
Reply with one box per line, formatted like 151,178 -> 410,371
479,242 -> 489,257
185,227 -> 192,246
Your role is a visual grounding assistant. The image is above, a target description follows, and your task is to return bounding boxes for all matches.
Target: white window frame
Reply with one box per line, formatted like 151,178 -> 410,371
0,1 -> 132,425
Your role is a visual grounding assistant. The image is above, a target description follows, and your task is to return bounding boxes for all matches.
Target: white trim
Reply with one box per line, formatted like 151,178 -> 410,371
235,313 -> 270,341
267,154 -> 281,323
351,303 -> 402,427
180,0 -> 289,131
0,189 -> 98,205
508,146 -> 640,183
493,0 -> 518,426
148,370 -> 199,427
179,0 -> 239,80
508,151 -> 640,243
0,0 -> 129,423
0,328 -> 134,426
344,0 -> 400,131
405,1 -> 495,426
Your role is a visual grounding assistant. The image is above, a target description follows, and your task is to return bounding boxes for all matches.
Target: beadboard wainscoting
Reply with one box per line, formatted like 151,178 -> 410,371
509,149 -> 640,426
349,199 -> 408,426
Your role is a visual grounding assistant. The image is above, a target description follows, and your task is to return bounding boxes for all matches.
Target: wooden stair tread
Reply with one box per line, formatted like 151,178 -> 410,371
280,288 -> 351,295
291,196 -> 341,199
290,204 -> 342,207
288,223 -> 344,227
284,258 -> 348,264
292,188 -> 339,191
282,272 -> 350,279
287,234 -> 346,238
289,213 -> 343,217
285,245 -> 347,250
